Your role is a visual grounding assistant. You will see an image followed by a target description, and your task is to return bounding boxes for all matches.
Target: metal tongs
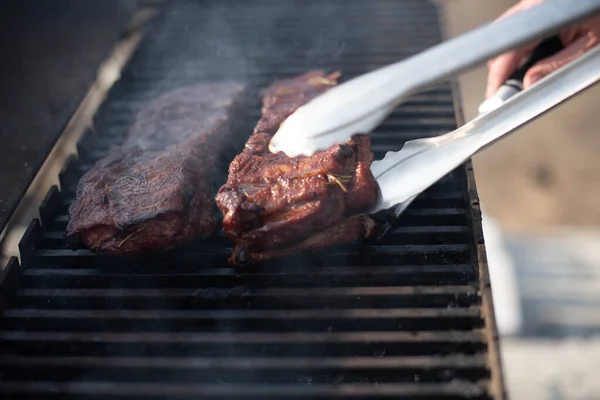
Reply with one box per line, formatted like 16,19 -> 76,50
270,0 -> 600,157
371,36 -> 600,225
371,47 -> 600,222
268,0 -> 600,222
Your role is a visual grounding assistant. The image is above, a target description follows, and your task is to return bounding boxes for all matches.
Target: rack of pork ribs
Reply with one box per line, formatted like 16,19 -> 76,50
67,70 -> 380,264
216,70 -> 379,265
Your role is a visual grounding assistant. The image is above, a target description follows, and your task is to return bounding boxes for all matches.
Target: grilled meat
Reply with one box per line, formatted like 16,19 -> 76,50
67,83 -> 245,255
216,71 -> 379,264
231,215 -> 378,264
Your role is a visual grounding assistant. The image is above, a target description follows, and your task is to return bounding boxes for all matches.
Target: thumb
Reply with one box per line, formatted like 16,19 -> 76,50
486,44 -> 538,98
524,35 -> 597,88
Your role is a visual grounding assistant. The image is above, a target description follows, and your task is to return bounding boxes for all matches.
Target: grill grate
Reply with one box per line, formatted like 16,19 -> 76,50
0,0 -> 504,399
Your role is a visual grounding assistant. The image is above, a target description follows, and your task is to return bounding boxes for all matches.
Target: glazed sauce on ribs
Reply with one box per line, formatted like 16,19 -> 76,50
216,71 -> 379,264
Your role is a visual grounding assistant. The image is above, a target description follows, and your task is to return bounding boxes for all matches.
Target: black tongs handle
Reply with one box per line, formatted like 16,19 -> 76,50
507,35 -> 565,89
479,35 -> 565,114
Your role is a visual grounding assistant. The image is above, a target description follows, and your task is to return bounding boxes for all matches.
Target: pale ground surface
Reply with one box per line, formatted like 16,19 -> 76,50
500,231 -> 600,400
442,1 -> 600,399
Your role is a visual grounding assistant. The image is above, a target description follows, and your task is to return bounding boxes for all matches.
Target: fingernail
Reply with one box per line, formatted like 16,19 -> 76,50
485,84 -> 494,99
529,74 -> 543,85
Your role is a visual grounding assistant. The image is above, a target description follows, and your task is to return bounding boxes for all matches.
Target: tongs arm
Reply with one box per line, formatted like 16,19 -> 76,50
371,44 -> 600,216
270,0 -> 600,157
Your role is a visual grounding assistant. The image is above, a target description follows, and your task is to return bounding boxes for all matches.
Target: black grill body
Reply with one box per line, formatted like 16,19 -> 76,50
0,1 -> 505,399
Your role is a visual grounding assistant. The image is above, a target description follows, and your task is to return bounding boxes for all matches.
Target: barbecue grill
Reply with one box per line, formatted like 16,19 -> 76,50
0,0 -> 505,399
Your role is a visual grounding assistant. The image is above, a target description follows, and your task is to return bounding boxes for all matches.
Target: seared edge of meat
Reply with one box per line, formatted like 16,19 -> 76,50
230,214 -> 378,265
216,71 -> 379,264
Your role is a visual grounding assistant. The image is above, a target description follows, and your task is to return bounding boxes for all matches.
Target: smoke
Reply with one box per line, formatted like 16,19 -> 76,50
121,0 -> 363,203
142,0 -> 355,89
135,1 -> 283,90
95,0 -> 381,330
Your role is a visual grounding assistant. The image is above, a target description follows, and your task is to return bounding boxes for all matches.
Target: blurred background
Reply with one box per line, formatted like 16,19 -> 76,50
442,1 -> 600,399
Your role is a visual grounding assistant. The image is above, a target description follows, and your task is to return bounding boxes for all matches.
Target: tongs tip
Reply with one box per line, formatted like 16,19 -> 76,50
268,129 -> 307,158
269,117 -> 323,157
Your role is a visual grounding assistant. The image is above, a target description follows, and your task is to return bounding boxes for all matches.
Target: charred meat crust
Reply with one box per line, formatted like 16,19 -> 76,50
230,214 -> 378,265
67,83 -> 245,255
216,71 -> 379,265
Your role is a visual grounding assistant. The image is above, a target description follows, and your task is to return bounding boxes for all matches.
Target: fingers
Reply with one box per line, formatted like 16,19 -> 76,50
485,0 -> 544,98
486,0 -> 600,96
495,0 -> 546,21
523,34 -> 599,88
485,0 -> 548,98
485,44 -> 538,98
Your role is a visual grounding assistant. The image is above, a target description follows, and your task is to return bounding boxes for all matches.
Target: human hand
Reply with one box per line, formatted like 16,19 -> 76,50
486,0 -> 600,98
